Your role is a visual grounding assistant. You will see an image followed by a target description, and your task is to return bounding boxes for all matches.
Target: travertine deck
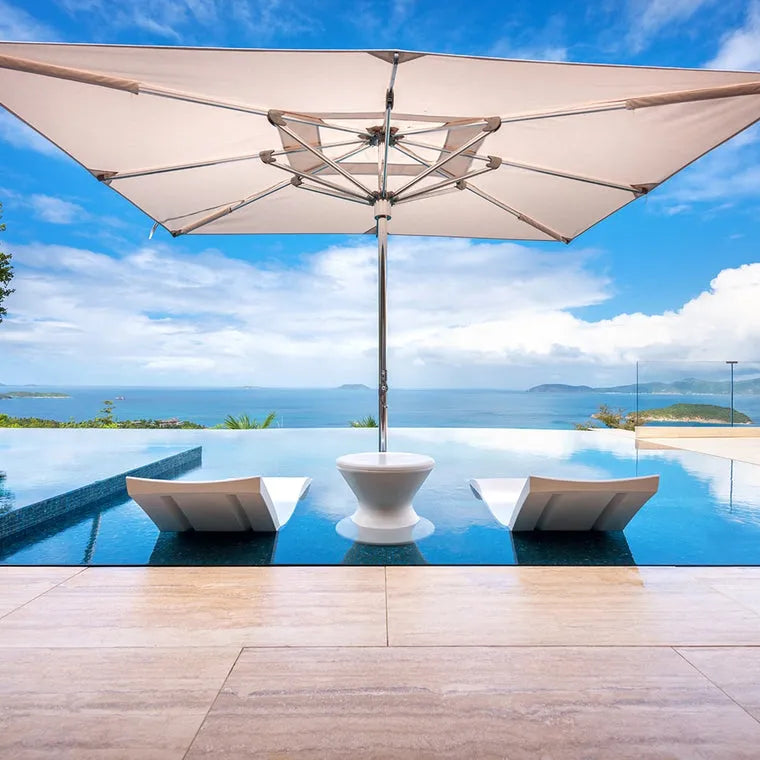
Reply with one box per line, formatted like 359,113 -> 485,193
2,565 -> 760,759
640,434 -> 760,465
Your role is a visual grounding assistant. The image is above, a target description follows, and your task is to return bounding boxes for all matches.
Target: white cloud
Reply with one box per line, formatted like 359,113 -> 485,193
0,0 -> 58,41
29,195 -> 86,225
0,238 -> 605,385
1,237 -> 760,387
707,0 -> 760,70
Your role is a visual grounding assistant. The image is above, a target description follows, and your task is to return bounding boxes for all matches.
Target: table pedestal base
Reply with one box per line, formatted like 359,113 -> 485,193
336,452 -> 435,543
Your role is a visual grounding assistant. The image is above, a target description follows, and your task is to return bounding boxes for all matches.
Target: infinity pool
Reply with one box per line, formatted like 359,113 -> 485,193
1,428 -> 759,565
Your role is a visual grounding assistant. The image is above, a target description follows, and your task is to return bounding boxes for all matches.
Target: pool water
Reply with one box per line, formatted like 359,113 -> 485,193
1,428 -> 759,566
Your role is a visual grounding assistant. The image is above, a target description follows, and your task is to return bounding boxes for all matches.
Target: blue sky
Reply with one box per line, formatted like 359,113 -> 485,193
0,0 -> 759,388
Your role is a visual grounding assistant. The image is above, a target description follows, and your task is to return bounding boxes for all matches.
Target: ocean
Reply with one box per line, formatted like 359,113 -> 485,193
2,386 -> 759,429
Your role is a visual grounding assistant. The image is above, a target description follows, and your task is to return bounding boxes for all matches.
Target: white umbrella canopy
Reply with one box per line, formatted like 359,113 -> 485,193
1,43 -> 759,448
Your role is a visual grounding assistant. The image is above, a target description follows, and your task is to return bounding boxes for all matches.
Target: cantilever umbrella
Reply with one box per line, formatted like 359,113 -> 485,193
1,44 -> 759,451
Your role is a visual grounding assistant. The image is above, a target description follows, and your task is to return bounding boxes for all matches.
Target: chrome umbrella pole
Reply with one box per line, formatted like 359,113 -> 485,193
375,199 -> 391,452
373,53 -> 398,454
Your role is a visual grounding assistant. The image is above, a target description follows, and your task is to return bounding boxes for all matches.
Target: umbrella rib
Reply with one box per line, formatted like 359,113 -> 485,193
269,111 -> 376,197
497,158 -> 650,194
172,180 -> 292,235
291,179 -> 373,206
500,80 -> 760,125
397,138 -> 648,195
393,119 -> 501,196
146,89 -> 369,136
464,184 -> 570,243
397,81 -> 760,136
395,119 -> 493,138
392,142 -> 569,242
399,138 -> 494,162
260,143 -> 373,201
0,53 -> 370,137
261,159 -> 374,201
392,158 -> 502,204
100,139 -> 366,182
172,144 -> 370,235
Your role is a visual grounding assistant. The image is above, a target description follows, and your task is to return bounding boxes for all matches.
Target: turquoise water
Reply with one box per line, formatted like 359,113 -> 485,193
2,386 -> 759,428
1,428 -> 759,566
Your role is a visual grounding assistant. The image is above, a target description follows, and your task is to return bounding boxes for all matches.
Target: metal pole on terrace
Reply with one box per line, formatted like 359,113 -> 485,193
375,200 -> 392,453
727,360 -> 737,426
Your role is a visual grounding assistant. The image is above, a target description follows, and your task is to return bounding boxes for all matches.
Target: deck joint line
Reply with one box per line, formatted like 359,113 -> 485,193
384,566 -> 390,647
181,645 -> 245,760
0,566 -> 87,623
673,647 -> 760,727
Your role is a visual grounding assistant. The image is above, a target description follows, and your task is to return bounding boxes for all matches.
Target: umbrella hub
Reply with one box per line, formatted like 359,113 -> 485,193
366,125 -> 399,148
259,108 -> 503,208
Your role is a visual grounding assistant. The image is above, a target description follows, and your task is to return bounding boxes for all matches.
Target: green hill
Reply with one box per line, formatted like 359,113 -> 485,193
639,403 -> 752,424
529,377 -> 760,395
0,391 -> 70,399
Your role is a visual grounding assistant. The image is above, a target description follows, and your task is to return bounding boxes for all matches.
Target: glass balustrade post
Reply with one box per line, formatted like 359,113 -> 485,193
726,360 -> 737,426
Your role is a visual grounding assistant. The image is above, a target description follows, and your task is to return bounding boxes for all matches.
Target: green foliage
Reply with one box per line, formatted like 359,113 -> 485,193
593,404 -> 638,431
575,404 -> 639,432
115,418 -> 205,429
0,400 -> 205,430
0,202 -> 14,324
94,399 -> 117,428
218,411 -> 277,429
0,391 -> 70,399
349,415 -> 378,428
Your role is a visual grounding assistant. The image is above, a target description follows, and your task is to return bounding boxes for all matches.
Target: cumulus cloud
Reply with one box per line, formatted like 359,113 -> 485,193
707,0 -> 760,70
29,195 -> 86,225
1,237 -> 759,387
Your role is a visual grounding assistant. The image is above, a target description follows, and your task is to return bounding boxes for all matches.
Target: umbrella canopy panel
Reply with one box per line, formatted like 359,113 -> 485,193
1,43 -> 759,241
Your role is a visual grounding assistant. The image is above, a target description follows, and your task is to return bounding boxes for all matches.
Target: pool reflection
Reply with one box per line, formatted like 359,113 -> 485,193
342,541 -> 429,565
148,531 -> 278,565
511,531 -> 634,566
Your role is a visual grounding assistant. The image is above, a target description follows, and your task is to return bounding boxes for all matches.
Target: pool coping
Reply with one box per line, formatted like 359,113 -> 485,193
0,447 -> 202,541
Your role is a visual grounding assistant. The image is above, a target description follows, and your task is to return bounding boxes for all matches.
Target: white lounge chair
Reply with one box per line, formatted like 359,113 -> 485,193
126,476 -> 311,532
469,475 -> 659,531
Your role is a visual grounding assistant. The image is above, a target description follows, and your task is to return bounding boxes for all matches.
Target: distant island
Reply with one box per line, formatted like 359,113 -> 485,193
529,383 -> 593,393
338,384 -> 371,390
638,403 -> 752,424
0,391 -> 70,399
529,377 -> 760,395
